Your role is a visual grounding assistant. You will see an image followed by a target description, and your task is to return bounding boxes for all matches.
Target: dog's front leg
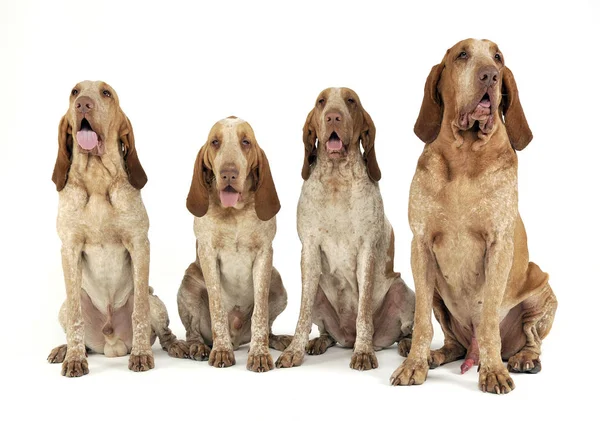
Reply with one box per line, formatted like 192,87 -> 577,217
477,234 -> 515,394
125,237 -> 154,372
199,246 -> 235,367
350,244 -> 378,370
390,236 -> 435,385
60,243 -> 88,377
276,243 -> 321,368
247,246 -> 274,372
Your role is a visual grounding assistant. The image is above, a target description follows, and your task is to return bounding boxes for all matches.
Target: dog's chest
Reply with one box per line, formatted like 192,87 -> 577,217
299,172 -> 385,283
195,212 -> 274,306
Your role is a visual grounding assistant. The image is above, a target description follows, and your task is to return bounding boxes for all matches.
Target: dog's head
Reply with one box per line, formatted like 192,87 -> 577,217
186,117 -> 280,221
302,87 -> 380,181
52,80 -> 146,190
414,39 -> 532,150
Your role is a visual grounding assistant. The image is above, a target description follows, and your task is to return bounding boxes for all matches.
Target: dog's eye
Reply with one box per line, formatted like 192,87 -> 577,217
318,98 -> 325,106
458,51 -> 468,59
103,90 -> 112,98
494,53 -> 503,63
347,98 -> 355,104
71,89 -> 78,96
211,139 -> 219,147
241,139 -> 250,146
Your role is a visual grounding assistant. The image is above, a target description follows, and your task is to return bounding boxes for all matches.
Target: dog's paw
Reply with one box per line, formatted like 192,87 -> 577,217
208,347 -> 235,368
479,365 -> 515,394
128,352 -> 155,372
397,338 -> 412,358
390,358 -> 429,386
61,356 -> 89,377
269,334 -> 293,351
306,336 -> 333,355
508,351 -> 542,374
48,344 -> 68,364
167,340 -> 189,359
247,350 -> 274,373
350,350 -> 379,371
275,348 -> 304,368
189,342 -> 211,361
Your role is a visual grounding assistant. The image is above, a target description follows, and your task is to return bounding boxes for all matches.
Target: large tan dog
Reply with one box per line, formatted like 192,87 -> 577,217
176,117 -> 290,372
276,88 -> 415,371
390,39 -> 557,393
47,81 -> 185,377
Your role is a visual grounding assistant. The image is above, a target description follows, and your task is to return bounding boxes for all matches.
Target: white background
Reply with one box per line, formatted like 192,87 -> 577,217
1,0 -> 597,419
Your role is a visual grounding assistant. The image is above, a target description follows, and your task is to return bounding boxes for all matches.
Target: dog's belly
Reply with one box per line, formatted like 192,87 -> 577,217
81,243 -> 134,314
432,230 -> 487,329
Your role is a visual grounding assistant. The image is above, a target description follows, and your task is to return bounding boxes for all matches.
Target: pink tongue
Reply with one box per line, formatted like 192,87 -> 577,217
76,130 -> 99,150
479,99 -> 491,108
219,190 -> 240,207
327,139 -> 343,151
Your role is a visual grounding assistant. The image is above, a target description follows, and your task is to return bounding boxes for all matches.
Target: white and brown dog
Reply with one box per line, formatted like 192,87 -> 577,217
174,117 -> 291,372
47,81 -> 185,377
276,88 -> 415,370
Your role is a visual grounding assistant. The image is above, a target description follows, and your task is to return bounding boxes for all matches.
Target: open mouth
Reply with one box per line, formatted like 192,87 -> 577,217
76,118 -> 104,154
326,131 -> 344,153
219,185 -> 241,207
459,91 -> 494,133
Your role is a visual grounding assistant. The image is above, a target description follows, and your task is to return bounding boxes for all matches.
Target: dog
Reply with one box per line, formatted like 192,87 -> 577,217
47,81 -> 186,377
175,116 -> 291,372
276,88 -> 415,370
390,39 -> 557,394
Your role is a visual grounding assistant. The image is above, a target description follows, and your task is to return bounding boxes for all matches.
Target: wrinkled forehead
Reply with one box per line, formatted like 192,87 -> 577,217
449,38 -> 500,58
210,117 -> 255,142
318,87 -> 359,103
71,80 -> 119,101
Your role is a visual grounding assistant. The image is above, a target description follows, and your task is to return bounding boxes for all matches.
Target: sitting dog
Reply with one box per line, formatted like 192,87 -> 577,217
276,88 -> 415,370
390,39 -> 557,394
175,117 -> 291,372
47,81 -> 185,377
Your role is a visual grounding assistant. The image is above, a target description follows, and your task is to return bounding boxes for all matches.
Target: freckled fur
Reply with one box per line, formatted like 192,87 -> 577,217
47,81 -> 183,377
176,118 -> 290,372
276,88 -> 415,371
391,40 -> 557,394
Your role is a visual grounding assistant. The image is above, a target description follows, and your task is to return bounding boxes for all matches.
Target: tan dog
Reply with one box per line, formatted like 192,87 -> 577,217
276,88 -> 415,370
47,81 -> 185,377
390,39 -> 557,393
175,117 -> 290,372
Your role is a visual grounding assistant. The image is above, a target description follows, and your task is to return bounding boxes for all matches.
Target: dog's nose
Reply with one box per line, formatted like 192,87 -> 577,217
326,112 -> 342,124
478,66 -> 499,87
76,96 -> 95,113
220,165 -> 239,183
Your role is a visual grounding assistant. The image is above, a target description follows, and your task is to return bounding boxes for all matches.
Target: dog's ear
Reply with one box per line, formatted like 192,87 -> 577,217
302,108 -> 317,180
360,108 -> 381,182
414,62 -> 445,143
253,146 -> 280,221
186,144 -> 212,218
119,114 -> 147,189
501,66 -> 533,151
52,114 -> 73,191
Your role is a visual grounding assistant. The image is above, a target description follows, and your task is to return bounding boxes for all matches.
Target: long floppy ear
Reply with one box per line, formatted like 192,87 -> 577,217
301,108 -> 317,180
414,63 -> 445,143
186,144 -> 211,218
254,146 -> 281,221
51,114 -> 73,191
501,66 -> 533,151
359,108 -> 381,182
119,114 -> 148,189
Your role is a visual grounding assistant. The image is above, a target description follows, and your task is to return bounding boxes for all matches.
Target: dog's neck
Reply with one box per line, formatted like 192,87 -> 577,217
312,140 -> 367,184
69,136 -> 128,196
431,114 -> 517,179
